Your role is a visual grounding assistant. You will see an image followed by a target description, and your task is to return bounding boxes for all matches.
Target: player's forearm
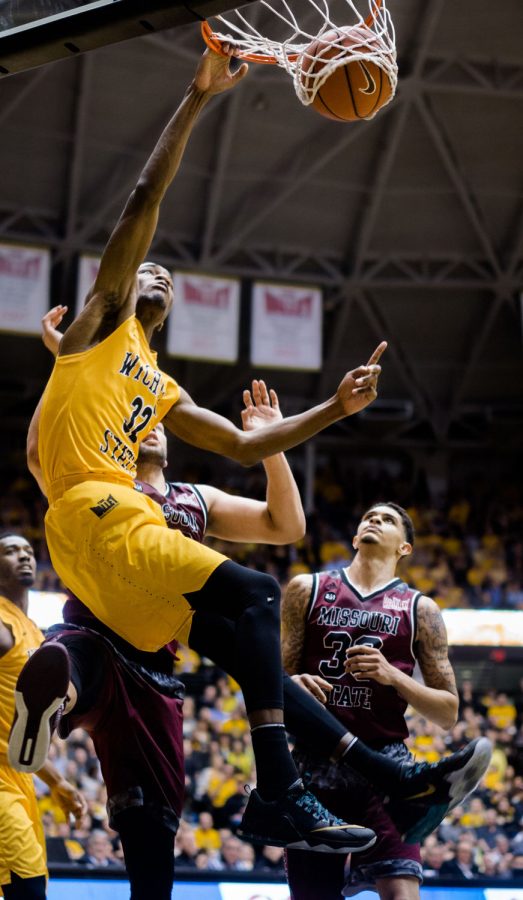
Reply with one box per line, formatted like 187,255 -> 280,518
263,454 -> 306,543
239,395 -> 345,464
36,760 -> 66,788
390,669 -> 458,730
135,83 -> 210,204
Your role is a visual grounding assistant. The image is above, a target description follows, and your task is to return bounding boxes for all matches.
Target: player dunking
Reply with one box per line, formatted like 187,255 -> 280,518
0,533 -> 86,900
281,503 -> 489,900
15,306 -> 493,887
12,335 -> 313,897
14,48 -> 387,852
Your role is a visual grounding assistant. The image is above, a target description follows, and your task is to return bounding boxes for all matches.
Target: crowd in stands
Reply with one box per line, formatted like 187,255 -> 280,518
34,664 -> 523,880
1,455 -> 522,610
1,454 -> 523,880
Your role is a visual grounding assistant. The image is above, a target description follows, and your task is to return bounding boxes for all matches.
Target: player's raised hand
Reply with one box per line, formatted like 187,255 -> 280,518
193,46 -> 248,96
336,341 -> 387,416
42,305 -> 68,357
241,380 -> 282,432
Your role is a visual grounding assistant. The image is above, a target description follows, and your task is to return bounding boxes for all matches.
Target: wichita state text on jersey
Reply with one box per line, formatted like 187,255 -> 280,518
302,569 -> 420,745
39,316 -> 179,501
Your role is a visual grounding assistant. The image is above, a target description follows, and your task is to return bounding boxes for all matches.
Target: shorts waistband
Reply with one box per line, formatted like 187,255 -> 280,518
48,473 -> 133,504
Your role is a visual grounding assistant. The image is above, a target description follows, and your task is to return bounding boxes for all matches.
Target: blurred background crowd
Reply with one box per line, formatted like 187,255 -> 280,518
1,451 -> 523,880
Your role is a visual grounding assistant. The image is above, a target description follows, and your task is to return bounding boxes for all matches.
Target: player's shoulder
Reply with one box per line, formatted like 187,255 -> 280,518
284,572 -> 314,600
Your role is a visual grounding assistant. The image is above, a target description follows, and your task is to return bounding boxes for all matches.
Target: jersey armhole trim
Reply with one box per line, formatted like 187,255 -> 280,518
410,591 -> 421,662
55,312 -> 136,362
191,484 -> 209,534
306,574 -> 320,621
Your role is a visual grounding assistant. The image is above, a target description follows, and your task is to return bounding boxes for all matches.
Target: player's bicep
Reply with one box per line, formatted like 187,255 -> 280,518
416,597 -> 458,696
281,577 -> 312,674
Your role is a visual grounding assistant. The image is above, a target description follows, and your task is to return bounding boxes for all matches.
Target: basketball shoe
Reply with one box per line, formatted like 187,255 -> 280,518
238,779 -> 377,853
8,642 -> 70,773
384,737 -> 492,843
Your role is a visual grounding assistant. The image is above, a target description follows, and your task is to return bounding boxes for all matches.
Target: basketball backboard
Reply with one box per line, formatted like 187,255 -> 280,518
0,0 -> 253,76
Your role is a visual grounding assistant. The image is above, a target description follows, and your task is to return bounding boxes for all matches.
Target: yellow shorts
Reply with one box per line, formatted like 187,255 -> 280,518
0,763 -> 47,887
45,481 -> 227,650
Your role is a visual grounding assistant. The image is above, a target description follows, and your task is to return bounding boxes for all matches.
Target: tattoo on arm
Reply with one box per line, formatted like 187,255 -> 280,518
281,577 -> 311,675
416,597 -> 458,696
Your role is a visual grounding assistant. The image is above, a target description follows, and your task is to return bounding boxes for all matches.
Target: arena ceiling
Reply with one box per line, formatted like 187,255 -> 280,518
0,0 -> 522,461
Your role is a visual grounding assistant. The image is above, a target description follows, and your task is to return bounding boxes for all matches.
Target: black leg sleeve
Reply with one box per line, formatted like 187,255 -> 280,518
189,608 -> 347,756
185,560 -> 283,713
115,807 -> 175,900
1,874 -> 46,900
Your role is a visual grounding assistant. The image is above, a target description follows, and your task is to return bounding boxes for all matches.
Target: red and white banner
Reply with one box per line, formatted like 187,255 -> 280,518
76,253 -> 101,317
167,272 -> 240,362
250,282 -> 322,370
0,243 -> 50,335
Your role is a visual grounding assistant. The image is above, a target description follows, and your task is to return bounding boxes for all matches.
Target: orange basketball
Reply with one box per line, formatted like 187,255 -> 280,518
301,24 -> 394,122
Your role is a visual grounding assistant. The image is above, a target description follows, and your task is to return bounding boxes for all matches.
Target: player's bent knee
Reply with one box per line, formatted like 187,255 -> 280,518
376,876 -> 421,900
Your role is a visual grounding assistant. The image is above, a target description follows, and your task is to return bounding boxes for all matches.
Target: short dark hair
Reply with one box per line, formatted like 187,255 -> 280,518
365,502 -> 415,546
0,530 -> 23,543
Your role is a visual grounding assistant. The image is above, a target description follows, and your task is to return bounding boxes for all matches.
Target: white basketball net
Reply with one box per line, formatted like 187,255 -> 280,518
203,0 -> 398,110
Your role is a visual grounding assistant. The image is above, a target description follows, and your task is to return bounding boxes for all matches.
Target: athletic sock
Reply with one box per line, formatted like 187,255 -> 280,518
250,722 -> 300,801
341,738 -> 403,792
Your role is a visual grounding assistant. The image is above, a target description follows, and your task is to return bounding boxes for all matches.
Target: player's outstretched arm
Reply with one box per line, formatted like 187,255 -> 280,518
164,343 -> 387,465
59,48 -> 248,356
201,381 -> 306,543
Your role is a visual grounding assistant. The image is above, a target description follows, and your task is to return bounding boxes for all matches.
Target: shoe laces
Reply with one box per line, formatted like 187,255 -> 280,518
295,790 -> 345,826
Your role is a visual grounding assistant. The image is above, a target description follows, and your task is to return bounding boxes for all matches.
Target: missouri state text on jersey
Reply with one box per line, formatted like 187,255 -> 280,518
39,316 -> 180,499
303,569 -> 421,745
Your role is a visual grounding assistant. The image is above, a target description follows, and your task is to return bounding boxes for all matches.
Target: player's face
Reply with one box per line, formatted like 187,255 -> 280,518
0,536 -> 36,589
353,505 -> 411,559
136,263 -> 174,326
137,422 -> 168,468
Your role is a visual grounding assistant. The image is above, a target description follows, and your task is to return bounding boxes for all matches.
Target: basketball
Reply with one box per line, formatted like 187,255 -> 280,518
301,24 -> 395,122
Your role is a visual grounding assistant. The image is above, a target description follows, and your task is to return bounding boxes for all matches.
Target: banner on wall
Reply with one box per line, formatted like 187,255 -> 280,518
76,254 -> 101,316
167,272 -> 240,362
0,243 -> 50,334
442,610 -> 523,647
250,282 -> 322,370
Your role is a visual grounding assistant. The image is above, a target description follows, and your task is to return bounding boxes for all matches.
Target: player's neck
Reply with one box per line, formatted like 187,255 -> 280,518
2,586 -> 29,616
346,553 -> 397,594
137,465 -> 167,493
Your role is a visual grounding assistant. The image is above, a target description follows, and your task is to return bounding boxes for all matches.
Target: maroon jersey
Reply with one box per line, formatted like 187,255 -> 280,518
62,481 -> 208,661
302,568 -> 420,745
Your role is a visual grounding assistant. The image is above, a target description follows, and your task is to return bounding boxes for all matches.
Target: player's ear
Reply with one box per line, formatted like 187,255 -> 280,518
398,541 -> 412,559
352,535 -> 359,550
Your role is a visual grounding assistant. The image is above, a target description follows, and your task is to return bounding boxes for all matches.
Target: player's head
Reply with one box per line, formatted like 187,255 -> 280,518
136,262 -> 174,331
353,502 -> 414,562
0,532 -> 37,591
137,422 -> 168,470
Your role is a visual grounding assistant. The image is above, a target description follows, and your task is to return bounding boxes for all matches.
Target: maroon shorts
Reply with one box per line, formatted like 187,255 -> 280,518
46,625 -> 185,831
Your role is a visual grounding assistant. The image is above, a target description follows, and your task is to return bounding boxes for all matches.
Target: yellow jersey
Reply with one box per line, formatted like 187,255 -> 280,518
39,315 -> 180,502
0,597 -> 43,758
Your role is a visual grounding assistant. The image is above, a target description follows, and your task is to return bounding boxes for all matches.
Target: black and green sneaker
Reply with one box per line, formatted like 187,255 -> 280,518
386,737 -> 492,843
238,779 -> 376,853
